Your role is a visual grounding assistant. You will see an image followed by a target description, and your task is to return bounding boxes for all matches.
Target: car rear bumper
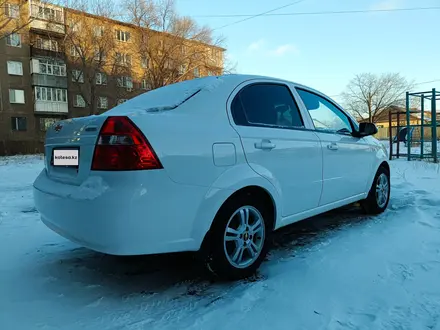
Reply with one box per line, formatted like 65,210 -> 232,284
33,169 -> 209,255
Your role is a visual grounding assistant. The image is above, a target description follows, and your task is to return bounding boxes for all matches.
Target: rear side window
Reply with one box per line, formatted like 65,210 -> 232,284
231,83 -> 304,129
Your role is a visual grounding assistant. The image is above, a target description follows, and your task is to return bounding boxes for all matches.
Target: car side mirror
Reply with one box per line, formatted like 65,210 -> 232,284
353,122 -> 378,138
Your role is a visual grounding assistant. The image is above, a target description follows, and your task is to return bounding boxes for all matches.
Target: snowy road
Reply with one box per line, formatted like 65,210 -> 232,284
1,156 -> 440,330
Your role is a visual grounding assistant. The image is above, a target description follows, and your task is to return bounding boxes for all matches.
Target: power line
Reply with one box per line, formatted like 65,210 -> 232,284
200,6 -> 440,19
212,0 -> 308,31
414,79 -> 440,86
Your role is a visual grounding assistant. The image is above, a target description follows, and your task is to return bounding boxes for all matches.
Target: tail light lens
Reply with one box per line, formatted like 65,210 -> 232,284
91,116 -> 162,171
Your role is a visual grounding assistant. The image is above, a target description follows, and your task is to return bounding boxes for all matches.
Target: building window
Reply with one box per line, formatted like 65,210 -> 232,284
211,49 -> 222,64
9,89 -> 25,104
158,40 -> 164,56
94,26 -> 104,37
32,4 -> 63,23
5,3 -> 20,18
7,61 -> 23,75
6,33 -> 21,47
70,45 -> 81,57
178,64 -> 186,75
115,52 -> 131,66
36,58 -> 66,76
98,97 -> 108,109
116,30 -> 130,42
194,67 -> 200,78
35,87 -> 67,103
74,95 -> 86,107
117,99 -> 127,105
11,117 -> 27,131
141,79 -> 151,90
141,57 -> 149,68
69,21 -> 81,32
36,37 -> 59,52
95,72 -> 107,85
39,118 -> 58,131
72,70 -> 84,83
117,76 -> 133,89
94,48 -> 106,61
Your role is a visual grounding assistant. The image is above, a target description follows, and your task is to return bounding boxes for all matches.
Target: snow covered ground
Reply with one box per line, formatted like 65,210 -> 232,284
1,155 -> 440,330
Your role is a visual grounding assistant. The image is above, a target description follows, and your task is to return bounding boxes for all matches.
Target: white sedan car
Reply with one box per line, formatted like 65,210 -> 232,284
34,74 -> 390,280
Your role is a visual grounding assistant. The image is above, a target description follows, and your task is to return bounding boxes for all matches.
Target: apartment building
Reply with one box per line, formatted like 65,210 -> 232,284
0,0 -> 225,155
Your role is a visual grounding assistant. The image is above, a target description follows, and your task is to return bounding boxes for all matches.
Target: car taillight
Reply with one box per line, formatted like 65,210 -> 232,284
91,116 -> 163,171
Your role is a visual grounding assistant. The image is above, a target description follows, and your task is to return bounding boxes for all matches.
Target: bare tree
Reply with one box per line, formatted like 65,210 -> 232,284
62,0 -> 130,115
0,0 -> 33,40
342,73 -> 415,123
123,0 -> 226,90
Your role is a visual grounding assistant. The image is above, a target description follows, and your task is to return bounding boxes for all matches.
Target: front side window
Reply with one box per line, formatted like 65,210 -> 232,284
296,88 -> 353,134
231,83 -> 304,129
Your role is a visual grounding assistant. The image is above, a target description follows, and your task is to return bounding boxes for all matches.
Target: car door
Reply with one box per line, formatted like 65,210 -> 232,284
295,87 -> 376,206
228,80 -> 323,217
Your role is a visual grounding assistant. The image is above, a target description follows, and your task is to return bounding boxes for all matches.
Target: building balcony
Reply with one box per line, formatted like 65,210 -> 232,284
29,19 -> 65,35
31,73 -> 68,89
34,101 -> 68,115
30,46 -> 66,59
30,58 -> 68,88
29,0 -> 65,35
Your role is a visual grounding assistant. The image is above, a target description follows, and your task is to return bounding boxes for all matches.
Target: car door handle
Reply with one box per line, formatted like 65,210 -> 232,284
254,140 -> 276,150
327,142 -> 338,150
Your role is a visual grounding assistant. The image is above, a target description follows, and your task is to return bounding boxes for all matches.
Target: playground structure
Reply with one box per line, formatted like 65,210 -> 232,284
388,88 -> 439,162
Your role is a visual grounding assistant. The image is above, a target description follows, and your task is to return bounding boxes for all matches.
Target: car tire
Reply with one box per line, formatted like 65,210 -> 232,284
360,165 -> 390,215
204,194 -> 272,281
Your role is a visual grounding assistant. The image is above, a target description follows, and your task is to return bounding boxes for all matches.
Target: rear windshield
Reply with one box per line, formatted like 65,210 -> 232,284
105,76 -> 223,115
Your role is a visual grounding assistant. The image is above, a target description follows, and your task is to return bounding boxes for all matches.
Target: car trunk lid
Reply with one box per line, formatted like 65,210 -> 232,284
44,116 -> 108,185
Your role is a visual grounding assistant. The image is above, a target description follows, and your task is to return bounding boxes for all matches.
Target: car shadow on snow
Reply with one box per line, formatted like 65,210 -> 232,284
40,204 -> 373,298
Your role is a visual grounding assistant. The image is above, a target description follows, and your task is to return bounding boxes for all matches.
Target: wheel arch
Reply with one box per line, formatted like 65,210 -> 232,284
190,162 -> 281,251
199,184 -> 277,256
380,160 -> 390,173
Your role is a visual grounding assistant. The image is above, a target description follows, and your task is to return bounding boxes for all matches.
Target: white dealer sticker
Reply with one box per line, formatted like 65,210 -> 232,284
53,149 -> 79,166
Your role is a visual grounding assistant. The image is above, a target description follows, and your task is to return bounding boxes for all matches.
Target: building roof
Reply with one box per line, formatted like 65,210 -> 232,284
64,7 -> 226,52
